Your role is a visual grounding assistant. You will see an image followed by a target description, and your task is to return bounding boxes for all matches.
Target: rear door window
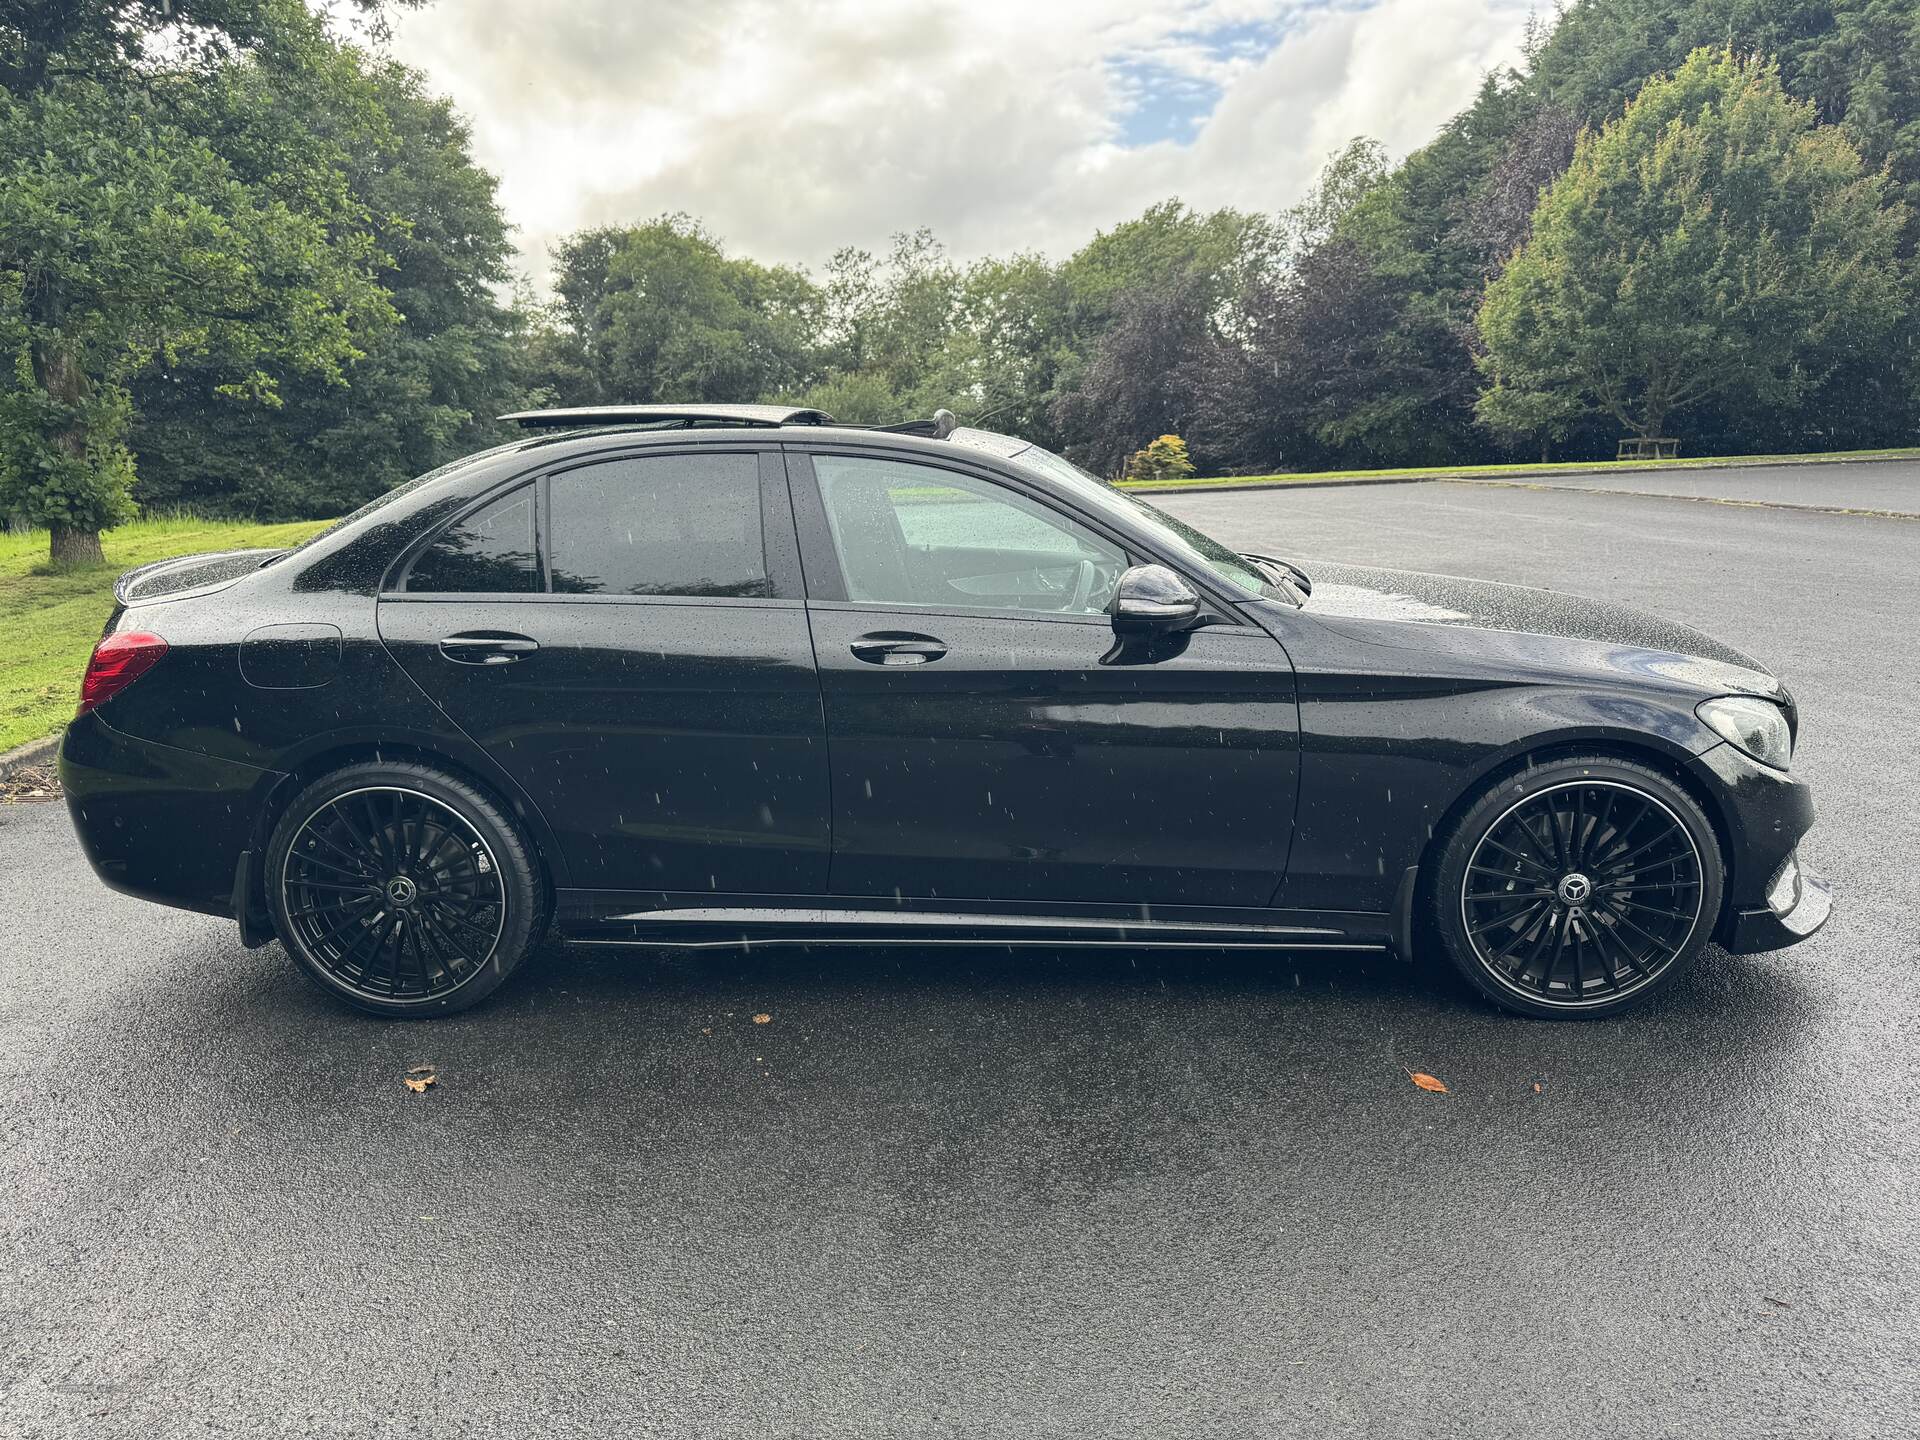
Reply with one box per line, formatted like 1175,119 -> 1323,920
548,454 -> 772,598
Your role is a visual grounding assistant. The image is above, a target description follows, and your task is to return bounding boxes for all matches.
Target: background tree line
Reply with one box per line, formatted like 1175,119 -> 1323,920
4,0 -> 1918,564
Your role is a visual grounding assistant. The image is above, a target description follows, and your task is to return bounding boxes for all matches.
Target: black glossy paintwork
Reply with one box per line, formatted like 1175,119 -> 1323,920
379,594 -> 830,892
60,422 -> 1824,957
62,708 -> 268,915
806,604 -> 1298,906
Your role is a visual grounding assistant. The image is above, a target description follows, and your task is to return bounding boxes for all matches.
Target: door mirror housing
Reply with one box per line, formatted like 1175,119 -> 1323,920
1110,564 -> 1202,632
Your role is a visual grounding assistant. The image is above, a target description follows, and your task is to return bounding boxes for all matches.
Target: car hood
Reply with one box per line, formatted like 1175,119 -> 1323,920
1297,560 -> 1785,700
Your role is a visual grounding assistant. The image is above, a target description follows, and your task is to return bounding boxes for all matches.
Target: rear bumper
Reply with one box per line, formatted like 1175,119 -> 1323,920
1690,742 -> 1832,953
60,710 -> 278,920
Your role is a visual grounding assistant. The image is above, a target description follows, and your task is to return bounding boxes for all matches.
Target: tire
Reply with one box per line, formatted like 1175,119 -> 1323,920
265,760 -> 550,1017
1430,755 -> 1724,1019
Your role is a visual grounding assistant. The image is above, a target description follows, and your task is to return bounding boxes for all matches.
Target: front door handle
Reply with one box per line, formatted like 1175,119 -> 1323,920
850,632 -> 948,666
439,631 -> 539,665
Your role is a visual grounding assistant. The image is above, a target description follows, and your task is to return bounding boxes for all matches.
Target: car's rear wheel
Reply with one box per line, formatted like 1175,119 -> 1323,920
1431,755 -> 1724,1019
265,761 -> 548,1016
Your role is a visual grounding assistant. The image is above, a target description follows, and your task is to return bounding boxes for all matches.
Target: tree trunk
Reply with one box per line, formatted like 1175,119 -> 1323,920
28,284 -> 109,569
49,524 -> 104,568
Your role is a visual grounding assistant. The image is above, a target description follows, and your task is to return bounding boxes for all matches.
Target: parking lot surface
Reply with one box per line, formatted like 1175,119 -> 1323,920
3,471 -> 1916,1438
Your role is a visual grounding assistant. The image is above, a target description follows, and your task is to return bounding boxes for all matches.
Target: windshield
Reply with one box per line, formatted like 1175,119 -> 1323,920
949,428 -> 1278,600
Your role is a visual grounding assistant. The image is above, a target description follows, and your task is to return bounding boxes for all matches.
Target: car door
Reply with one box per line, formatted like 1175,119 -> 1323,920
787,447 -> 1299,909
377,446 -> 830,895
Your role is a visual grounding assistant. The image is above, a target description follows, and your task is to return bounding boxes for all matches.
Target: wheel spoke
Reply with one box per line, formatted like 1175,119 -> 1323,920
1471,898 -> 1547,940
1478,835 -> 1557,880
1580,787 -> 1616,870
1610,897 -> 1697,922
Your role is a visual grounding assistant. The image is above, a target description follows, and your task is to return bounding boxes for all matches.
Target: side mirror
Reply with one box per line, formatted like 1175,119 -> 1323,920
1110,563 -> 1201,633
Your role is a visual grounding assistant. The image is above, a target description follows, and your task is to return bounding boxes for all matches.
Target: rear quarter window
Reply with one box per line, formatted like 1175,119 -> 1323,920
403,485 -> 540,593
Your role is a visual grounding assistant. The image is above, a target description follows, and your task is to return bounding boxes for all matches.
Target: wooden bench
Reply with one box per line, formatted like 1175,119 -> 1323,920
1617,437 -> 1680,460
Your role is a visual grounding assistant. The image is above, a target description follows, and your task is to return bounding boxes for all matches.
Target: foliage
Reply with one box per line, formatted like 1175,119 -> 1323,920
127,54 -> 525,520
0,0 -> 401,560
537,215 -> 820,408
1477,49 -> 1907,443
1123,435 -> 1196,481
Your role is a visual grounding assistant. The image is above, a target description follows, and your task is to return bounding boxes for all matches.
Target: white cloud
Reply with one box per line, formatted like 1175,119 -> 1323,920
386,0 -> 1531,286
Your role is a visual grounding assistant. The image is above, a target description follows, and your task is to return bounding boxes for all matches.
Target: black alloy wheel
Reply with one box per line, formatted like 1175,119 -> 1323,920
266,762 -> 548,1015
1433,757 -> 1724,1018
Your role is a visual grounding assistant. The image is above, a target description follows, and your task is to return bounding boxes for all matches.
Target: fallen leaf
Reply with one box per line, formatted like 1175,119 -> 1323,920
1409,1072 -> 1448,1094
752,1013 -> 771,1025
403,1064 -> 437,1094
1763,1296 -> 1791,1308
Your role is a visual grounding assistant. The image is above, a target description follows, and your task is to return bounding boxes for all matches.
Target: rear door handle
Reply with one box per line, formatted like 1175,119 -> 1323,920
850,633 -> 948,666
438,632 -> 539,665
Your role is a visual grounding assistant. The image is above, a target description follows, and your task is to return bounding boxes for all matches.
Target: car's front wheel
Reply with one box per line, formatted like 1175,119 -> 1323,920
1431,755 -> 1724,1019
265,761 -> 549,1017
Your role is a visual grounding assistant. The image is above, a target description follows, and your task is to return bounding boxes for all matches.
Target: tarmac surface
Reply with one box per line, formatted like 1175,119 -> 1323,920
3,466 -> 1916,1437
1450,455 -> 1920,514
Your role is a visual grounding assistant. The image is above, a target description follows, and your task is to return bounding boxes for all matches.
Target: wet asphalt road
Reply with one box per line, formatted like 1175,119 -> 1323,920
4,472 -> 1919,1438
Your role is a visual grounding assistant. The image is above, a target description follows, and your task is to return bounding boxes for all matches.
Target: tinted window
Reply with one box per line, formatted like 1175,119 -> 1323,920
405,485 -> 539,593
812,456 -> 1125,615
549,454 -> 771,598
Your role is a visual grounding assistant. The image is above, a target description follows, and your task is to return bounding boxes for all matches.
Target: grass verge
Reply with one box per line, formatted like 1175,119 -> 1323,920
1116,445 -> 1920,492
0,515 -> 329,754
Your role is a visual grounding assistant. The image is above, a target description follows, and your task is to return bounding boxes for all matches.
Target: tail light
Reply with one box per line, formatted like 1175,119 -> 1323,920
78,631 -> 169,716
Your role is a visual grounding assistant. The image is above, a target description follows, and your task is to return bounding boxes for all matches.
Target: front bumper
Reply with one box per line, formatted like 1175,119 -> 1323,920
1689,742 -> 1833,953
1723,852 -> 1833,953
60,709 -> 278,919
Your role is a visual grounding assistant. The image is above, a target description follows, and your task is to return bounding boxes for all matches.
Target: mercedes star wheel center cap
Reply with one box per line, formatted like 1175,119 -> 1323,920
386,875 -> 419,907
1556,873 -> 1593,907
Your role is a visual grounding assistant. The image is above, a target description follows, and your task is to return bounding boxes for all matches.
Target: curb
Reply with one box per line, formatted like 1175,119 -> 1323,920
1125,475 -> 1435,496
0,734 -> 59,779
1123,450 -> 1920,497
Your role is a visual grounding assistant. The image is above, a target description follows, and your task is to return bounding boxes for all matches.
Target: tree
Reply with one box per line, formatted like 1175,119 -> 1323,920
535,216 -> 820,407
1049,276 -> 1210,476
1048,201 -> 1274,465
0,1 -> 398,563
1457,103 -> 1582,271
128,52 -> 527,519
1477,48 -> 1907,446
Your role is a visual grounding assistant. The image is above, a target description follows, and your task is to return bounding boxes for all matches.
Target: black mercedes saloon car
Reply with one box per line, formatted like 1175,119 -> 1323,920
61,403 -> 1831,1019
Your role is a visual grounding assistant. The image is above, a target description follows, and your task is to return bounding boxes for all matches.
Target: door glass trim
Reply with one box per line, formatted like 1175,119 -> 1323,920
378,591 -> 803,610
800,598 -> 1114,628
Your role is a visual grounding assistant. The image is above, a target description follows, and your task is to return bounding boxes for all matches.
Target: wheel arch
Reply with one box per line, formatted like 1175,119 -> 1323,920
238,733 -> 567,932
1412,732 -> 1737,938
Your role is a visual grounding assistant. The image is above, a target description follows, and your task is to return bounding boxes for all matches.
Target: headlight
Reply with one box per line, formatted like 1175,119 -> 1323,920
1697,695 -> 1792,770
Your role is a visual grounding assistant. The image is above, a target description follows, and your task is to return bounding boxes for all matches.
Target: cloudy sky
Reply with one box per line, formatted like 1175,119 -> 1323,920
387,0 -> 1532,286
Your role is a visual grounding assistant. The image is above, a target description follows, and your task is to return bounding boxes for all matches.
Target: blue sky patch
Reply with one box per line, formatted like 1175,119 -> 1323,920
1107,16 -> 1290,148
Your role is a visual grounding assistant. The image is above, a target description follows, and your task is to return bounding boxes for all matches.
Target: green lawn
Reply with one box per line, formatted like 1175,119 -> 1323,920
0,516 -> 329,754
1117,444 -> 1920,491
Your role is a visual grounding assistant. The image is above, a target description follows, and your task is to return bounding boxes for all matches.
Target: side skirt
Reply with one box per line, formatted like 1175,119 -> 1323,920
555,889 -> 1393,953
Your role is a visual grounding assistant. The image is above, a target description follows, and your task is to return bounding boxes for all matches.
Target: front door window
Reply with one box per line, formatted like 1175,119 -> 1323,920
811,456 -> 1127,616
